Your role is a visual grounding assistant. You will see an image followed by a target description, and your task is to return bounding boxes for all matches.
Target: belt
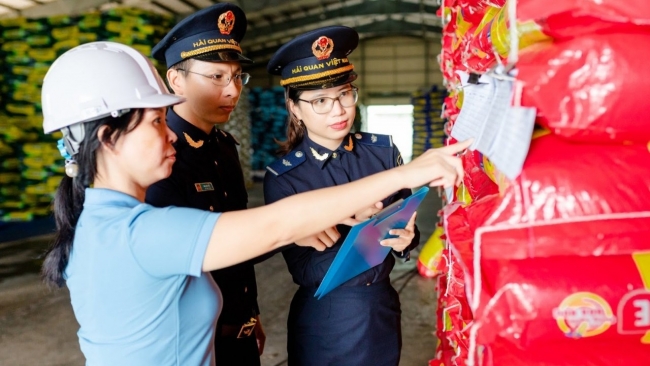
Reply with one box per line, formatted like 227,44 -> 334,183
301,277 -> 391,296
217,317 -> 257,339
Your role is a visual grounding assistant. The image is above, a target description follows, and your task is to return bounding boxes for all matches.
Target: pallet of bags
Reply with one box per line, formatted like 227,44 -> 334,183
101,8 -> 174,71
0,9 -> 175,222
0,133 -> 24,222
411,86 -> 447,158
249,87 -> 288,171
227,87 -> 253,187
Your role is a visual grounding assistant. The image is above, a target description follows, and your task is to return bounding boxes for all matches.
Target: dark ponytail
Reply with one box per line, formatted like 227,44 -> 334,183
42,109 -> 143,288
276,87 -> 306,156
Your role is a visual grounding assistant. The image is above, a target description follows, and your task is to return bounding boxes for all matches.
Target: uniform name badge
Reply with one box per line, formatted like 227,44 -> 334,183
237,317 -> 257,338
195,182 -> 215,192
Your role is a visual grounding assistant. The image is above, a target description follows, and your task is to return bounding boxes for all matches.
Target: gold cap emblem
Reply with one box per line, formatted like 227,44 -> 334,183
218,11 -> 235,35
312,36 -> 334,60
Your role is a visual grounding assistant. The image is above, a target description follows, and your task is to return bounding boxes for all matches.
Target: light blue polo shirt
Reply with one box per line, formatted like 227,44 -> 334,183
65,188 -> 222,366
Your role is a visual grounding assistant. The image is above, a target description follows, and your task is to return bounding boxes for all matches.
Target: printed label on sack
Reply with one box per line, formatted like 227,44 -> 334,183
552,292 -> 616,338
629,251 -> 650,344
617,289 -> 650,337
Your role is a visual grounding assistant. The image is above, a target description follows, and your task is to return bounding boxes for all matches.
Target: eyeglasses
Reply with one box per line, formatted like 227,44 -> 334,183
177,69 -> 251,86
297,88 -> 358,114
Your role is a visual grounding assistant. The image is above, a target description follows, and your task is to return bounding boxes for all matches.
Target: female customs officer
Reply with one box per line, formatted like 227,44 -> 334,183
263,26 -> 434,366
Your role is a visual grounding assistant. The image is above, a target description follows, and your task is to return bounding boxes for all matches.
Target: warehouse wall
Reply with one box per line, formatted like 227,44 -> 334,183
247,35 -> 442,105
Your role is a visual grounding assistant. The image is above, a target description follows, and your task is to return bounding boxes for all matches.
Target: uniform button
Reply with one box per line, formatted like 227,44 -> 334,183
224,191 -> 228,197
209,206 -> 214,211
366,282 -> 371,286
332,152 -> 338,158
244,287 -> 248,293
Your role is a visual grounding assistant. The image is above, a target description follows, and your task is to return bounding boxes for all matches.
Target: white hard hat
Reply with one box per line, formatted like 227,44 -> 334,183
42,41 -> 185,133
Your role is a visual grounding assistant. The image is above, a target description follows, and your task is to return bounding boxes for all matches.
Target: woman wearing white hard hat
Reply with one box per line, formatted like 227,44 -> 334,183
41,41 -> 470,365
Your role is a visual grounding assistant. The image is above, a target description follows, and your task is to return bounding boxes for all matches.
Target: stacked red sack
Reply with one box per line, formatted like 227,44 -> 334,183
446,134 -> 650,365
428,151 -> 498,365
435,0 -> 650,365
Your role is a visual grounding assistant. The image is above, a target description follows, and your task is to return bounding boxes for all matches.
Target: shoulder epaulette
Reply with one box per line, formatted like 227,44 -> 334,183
353,132 -> 392,148
265,150 -> 307,176
217,129 -> 240,145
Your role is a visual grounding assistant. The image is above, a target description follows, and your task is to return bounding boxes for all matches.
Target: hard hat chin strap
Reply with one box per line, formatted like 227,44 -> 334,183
61,123 -> 85,157
56,109 -> 129,178
58,123 -> 85,178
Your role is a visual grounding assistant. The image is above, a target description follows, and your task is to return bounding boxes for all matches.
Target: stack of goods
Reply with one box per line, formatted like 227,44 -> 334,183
248,86 -> 288,172
0,16 -> 66,222
0,9 -> 173,222
431,1 -> 650,365
0,139 -> 22,222
411,85 -> 447,159
227,87 -> 253,188
100,8 -> 174,73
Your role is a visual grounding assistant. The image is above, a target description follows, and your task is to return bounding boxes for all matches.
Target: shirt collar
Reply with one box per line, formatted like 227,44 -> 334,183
167,107 -> 220,149
300,133 -> 357,169
84,188 -> 141,208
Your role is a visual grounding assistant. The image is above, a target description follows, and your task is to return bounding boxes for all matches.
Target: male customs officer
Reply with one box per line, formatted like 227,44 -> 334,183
146,4 -> 264,365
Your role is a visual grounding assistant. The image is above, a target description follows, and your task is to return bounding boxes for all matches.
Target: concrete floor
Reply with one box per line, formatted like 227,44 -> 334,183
0,182 -> 443,366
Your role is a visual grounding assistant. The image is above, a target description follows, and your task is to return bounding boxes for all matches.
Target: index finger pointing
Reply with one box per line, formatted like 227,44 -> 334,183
437,138 -> 474,155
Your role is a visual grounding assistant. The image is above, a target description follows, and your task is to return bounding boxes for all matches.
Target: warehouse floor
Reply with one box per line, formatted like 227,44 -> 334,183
0,182 -> 442,366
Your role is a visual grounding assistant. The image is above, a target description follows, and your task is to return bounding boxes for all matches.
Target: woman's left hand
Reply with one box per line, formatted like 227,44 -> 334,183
379,212 -> 417,252
338,201 -> 383,226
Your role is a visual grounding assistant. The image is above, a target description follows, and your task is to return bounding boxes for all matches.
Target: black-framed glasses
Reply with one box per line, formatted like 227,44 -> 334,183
297,88 -> 358,114
177,69 -> 250,86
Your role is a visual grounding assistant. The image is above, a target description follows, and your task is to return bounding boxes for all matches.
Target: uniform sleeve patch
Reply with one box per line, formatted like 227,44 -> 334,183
354,132 -> 392,147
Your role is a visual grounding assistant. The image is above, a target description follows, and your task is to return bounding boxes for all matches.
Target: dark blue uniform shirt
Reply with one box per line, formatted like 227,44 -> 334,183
263,132 -> 420,288
146,108 -> 259,324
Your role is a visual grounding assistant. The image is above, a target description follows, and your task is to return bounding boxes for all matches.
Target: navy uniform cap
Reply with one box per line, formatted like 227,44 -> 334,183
267,26 -> 359,90
152,3 -> 253,68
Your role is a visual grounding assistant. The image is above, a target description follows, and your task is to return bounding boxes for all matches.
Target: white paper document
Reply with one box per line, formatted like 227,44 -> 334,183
450,72 -> 536,180
449,80 -> 496,150
488,106 -> 536,180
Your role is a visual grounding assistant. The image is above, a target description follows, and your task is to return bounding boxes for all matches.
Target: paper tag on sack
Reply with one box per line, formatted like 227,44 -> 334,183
450,73 -> 497,150
473,78 -> 513,154
488,106 -> 536,180
451,72 -> 535,180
